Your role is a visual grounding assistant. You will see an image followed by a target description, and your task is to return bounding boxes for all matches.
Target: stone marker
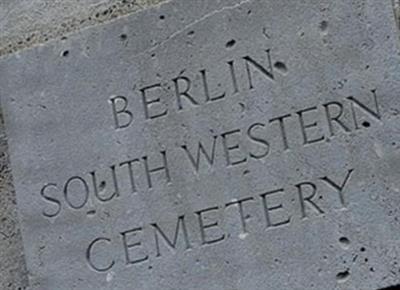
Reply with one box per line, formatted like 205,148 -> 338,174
1,0 -> 400,289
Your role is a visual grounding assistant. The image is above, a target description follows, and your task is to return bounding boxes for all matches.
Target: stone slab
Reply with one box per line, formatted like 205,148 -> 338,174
1,0 -> 400,289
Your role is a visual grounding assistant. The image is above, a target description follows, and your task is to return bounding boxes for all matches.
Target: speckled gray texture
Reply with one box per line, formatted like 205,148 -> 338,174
0,113 -> 28,290
1,0 -> 400,289
0,0 -> 170,57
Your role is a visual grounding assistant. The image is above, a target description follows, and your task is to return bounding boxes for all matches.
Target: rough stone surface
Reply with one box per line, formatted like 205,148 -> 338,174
0,0 -> 169,57
0,113 -> 28,290
1,0 -> 400,289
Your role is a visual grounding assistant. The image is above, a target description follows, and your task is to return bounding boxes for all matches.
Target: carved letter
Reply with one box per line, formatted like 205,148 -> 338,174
221,129 -> 247,166
181,136 -> 218,173
120,227 -> 149,265
142,151 -> 171,189
269,114 -> 292,150
119,159 -> 140,194
247,122 -> 270,160
295,181 -> 325,219
320,169 -> 354,209
347,90 -> 381,129
243,49 -> 274,89
297,106 -> 325,145
225,197 -> 254,234
227,60 -> 239,94
140,83 -> 168,120
196,206 -> 225,245
86,237 -> 115,272
200,69 -> 226,103
151,215 -> 191,257
173,76 -> 199,110
323,101 -> 351,136
109,96 -> 133,129
259,188 -> 291,228
63,176 -> 89,210
90,166 -> 120,203
40,183 -> 61,218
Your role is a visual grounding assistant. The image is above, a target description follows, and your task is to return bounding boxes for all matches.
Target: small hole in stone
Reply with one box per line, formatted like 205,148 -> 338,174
159,15 -> 165,20
120,34 -> 127,41
226,39 -> 236,48
274,61 -> 288,73
320,20 -> 328,32
336,270 -> 350,282
339,237 -> 350,245
99,181 -> 106,191
360,247 -> 366,252
62,50 -> 69,57
362,121 -> 371,128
